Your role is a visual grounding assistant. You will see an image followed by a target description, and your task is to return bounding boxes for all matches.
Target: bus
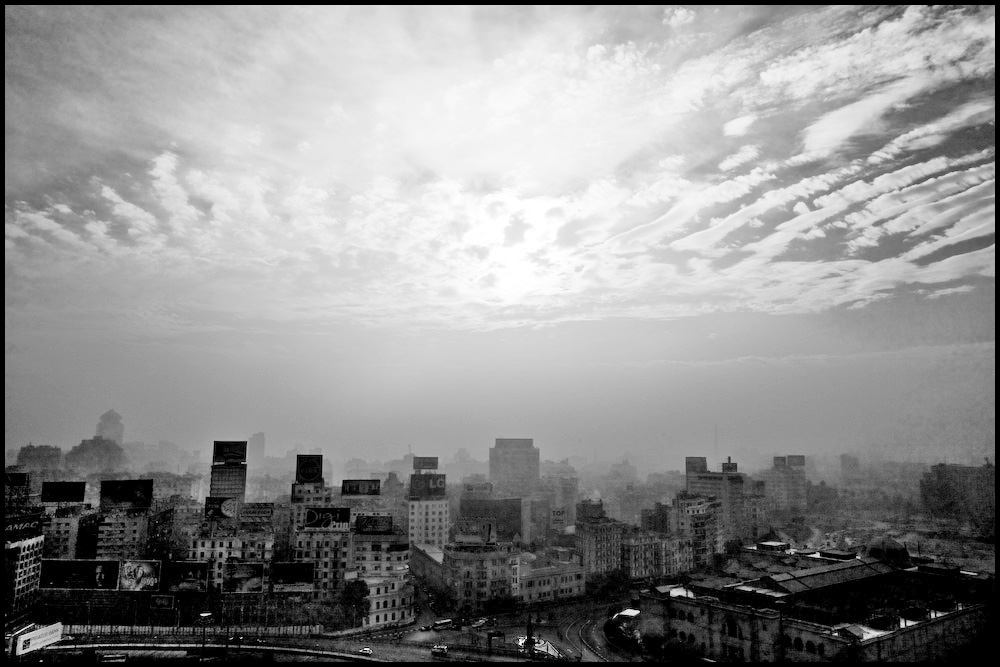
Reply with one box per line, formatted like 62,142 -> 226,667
432,619 -> 454,631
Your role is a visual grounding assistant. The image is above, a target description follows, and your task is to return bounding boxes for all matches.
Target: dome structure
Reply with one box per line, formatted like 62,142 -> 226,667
866,535 -> 912,568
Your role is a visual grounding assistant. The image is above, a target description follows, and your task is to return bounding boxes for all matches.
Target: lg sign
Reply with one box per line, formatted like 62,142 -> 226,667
410,473 -> 446,498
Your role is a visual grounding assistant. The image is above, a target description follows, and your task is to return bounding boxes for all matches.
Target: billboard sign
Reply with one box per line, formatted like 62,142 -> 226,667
295,455 -> 324,483
118,560 -> 161,591
163,561 -> 209,593
14,623 -> 63,656
223,562 -> 264,593
41,481 -> 86,503
551,507 -> 567,528
150,594 -> 175,610
271,562 -> 314,593
301,507 -> 351,531
205,497 -> 239,519
409,473 -> 446,499
41,559 -> 120,590
240,502 -> 274,521
100,479 -> 153,511
341,479 -> 380,496
787,454 -> 806,467
413,456 -> 439,470
5,471 -> 29,488
355,514 -> 393,534
212,441 -> 248,464
456,518 -> 496,544
6,511 -> 43,542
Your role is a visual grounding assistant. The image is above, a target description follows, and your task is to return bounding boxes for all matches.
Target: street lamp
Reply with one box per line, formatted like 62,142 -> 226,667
199,611 -> 213,662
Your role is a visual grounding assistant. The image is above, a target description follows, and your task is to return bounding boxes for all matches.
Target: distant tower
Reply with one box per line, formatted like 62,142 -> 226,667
96,409 -> 124,446
489,438 -> 540,497
248,432 -> 266,470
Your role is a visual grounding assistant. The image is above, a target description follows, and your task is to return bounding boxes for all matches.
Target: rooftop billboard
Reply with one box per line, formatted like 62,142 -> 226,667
295,455 -> 324,483
412,456 -> 439,470
301,507 -> 351,531
409,473 -> 446,499
341,479 -> 380,496
100,479 -> 153,511
212,441 -> 248,465
41,481 -> 86,503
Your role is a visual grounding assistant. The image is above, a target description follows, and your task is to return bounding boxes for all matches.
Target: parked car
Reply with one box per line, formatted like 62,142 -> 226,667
470,618 -> 487,628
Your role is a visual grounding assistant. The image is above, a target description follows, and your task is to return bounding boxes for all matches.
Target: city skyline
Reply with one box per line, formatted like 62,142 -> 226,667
5,6 -> 995,470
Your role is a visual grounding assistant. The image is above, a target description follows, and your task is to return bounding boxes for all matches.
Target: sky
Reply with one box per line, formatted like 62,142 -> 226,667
5,5 -> 995,473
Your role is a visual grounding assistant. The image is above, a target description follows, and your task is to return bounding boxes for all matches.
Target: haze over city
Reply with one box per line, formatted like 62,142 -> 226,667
5,6 -> 994,471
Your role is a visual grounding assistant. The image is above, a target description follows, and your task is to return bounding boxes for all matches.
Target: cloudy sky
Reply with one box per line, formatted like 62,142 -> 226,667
5,5 -> 994,472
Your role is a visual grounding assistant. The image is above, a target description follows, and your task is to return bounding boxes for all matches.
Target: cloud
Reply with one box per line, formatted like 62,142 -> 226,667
663,7 -> 696,28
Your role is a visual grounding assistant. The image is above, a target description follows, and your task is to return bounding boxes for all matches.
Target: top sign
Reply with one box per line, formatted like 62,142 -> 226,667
341,479 -> 380,496
413,456 -> 439,470
213,441 -> 248,464
296,455 -> 324,483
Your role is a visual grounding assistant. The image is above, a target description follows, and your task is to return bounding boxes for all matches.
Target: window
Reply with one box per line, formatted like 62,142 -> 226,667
793,637 -> 803,652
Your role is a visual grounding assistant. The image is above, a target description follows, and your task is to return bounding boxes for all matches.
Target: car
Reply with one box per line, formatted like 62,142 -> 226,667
358,647 -> 373,656
419,625 -> 432,631
470,618 -> 487,628
431,644 -> 448,657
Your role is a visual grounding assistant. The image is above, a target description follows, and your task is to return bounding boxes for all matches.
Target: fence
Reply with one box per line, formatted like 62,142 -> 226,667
62,624 -> 322,638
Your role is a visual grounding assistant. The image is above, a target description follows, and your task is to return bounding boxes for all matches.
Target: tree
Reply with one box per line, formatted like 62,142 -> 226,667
338,579 -> 370,627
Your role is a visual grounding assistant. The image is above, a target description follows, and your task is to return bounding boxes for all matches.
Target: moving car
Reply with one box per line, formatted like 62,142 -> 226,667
358,647 -> 373,656
431,644 -> 449,657
470,618 -> 487,628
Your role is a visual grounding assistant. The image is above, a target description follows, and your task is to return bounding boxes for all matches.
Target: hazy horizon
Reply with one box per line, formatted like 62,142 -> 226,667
6,6 -> 995,473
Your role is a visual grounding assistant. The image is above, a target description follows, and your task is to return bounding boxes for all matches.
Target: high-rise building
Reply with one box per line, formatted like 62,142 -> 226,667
248,432 -> 266,470
686,456 -> 748,548
408,471 -> 449,548
5,510 -> 45,627
96,409 -> 124,446
757,455 -> 807,514
489,438 -> 540,497
208,441 -> 248,503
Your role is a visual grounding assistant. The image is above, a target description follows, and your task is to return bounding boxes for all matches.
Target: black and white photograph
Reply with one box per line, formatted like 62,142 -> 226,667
5,5 -> 994,662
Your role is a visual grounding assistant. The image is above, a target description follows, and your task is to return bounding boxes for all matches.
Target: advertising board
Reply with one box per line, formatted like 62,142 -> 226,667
14,623 -> 63,656
162,561 -> 209,593
41,481 -> 86,503
409,473 -> 446,499
412,456 -> 439,470
41,559 -> 120,590
301,507 -> 351,531
355,514 -> 393,534
212,441 -> 248,464
223,562 -> 265,593
118,560 -> 161,591
271,562 -> 314,593
100,479 -> 153,511
341,479 -> 380,496
150,594 -> 175,610
6,511 -> 43,542
551,506 -> 567,528
295,455 -> 324,483
205,496 -> 239,519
